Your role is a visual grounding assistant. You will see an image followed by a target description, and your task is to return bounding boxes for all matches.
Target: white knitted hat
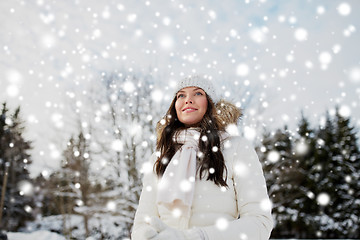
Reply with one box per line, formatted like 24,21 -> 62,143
175,75 -> 219,103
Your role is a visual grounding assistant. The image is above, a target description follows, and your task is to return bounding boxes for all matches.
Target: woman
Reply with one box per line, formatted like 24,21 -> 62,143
131,75 -> 273,240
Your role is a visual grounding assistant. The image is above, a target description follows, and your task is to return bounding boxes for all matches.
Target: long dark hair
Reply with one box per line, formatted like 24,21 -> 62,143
155,94 -> 228,187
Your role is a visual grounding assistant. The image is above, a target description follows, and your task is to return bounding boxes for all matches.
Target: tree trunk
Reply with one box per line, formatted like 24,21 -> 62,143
0,165 -> 9,228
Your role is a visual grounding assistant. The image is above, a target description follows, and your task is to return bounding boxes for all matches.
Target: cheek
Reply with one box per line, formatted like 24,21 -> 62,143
175,100 -> 182,115
200,98 -> 208,113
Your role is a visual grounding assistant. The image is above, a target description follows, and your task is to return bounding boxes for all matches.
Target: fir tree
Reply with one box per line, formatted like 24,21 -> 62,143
314,108 -> 360,238
0,102 -> 35,231
291,112 -> 320,237
258,125 -> 296,237
259,110 -> 360,238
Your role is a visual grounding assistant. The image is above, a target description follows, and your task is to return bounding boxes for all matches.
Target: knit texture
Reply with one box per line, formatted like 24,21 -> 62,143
175,75 -> 219,103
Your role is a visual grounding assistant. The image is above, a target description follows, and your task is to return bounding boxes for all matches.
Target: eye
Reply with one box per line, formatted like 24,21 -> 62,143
177,93 -> 185,98
195,91 -> 203,96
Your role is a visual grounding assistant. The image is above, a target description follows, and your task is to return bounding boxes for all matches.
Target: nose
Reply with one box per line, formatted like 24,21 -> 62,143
185,95 -> 193,104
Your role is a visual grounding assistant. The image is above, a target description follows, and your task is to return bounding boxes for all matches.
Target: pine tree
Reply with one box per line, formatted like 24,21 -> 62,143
291,113 -> 319,237
290,109 -> 360,238
314,108 -> 360,238
334,109 -> 360,237
0,102 -> 35,231
259,110 -> 360,238
258,125 -> 296,237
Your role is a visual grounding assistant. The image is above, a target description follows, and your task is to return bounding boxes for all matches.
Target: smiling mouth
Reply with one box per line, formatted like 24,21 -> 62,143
182,107 -> 197,112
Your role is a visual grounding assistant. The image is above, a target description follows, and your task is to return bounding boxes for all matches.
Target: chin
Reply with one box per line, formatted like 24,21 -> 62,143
184,121 -> 201,127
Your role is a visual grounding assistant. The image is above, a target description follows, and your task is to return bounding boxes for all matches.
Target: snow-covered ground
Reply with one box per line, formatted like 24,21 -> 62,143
6,232 -> 354,240
7,230 -> 65,240
8,214 -> 129,240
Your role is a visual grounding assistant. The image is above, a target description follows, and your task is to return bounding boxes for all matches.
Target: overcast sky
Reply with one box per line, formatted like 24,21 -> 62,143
1,0 -> 359,176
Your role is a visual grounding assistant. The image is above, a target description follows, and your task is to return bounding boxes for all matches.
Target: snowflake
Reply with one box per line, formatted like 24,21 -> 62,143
294,28 -> 308,41
249,27 -> 268,43
215,218 -> 229,231
267,150 -> 280,163
106,201 -> 116,211
179,179 -> 192,192
234,162 -> 249,178
337,2 -> 351,16
260,198 -> 273,211
244,126 -> 256,141
349,67 -> 360,83
317,192 -> 330,206
122,81 -> 136,93
111,139 -> 123,152
318,51 -> 332,69
339,105 -> 351,118
236,63 -> 249,77
6,85 -> 19,97
295,139 -> 309,155
159,35 -> 174,50
18,181 -> 34,196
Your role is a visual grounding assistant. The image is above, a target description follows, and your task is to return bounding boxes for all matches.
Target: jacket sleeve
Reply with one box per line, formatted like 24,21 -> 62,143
131,153 -> 159,240
201,138 -> 274,240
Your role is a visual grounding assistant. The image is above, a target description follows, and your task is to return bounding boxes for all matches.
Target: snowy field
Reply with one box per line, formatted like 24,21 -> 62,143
7,231 -> 65,240
6,232 -> 356,240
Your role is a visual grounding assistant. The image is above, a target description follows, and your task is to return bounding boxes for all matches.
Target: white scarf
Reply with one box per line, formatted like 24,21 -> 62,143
156,129 -> 200,208
156,129 -> 230,210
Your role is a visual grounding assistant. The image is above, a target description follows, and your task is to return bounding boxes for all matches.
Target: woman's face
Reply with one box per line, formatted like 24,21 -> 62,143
175,87 -> 208,126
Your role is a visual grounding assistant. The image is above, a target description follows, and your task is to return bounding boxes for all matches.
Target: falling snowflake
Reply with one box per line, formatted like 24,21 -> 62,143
225,124 -> 239,136
127,13 -> 137,22
236,63 -> 250,77
244,126 -> 256,141
159,35 -> 174,50
42,34 -> 56,48
179,179 -> 192,192
51,113 -> 64,128
317,192 -> 330,206
267,150 -> 280,163
339,105 -> 351,118
348,67 -> 360,83
24,205 -> 33,213
172,208 -> 182,218
249,27 -> 267,43
122,81 -> 136,93
215,218 -> 229,231
345,175 -> 351,183
260,198 -> 273,211
151,89 -> 164,102
111,139 -> 123,152
234,162 -> 249,177
337,2 -> 351,16
294,28 -> 308,41
106,201 -> 116,211
317,6 -> 326,15
307,191 -> 315,199
332,44 -> 341,54
6,85 -> 19,97
318,51 -> 332,69
18,181 -> 34,196
295,139 -> 309,155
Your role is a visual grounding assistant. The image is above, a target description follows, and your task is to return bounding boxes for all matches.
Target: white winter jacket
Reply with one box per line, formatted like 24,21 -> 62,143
131,136 -> 273,240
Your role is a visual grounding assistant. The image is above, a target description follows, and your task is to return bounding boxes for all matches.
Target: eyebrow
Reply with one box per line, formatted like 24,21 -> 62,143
177,87 -> 203,93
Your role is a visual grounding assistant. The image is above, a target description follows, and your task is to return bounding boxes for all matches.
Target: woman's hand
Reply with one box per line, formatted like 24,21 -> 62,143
146,216 -> 205,240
